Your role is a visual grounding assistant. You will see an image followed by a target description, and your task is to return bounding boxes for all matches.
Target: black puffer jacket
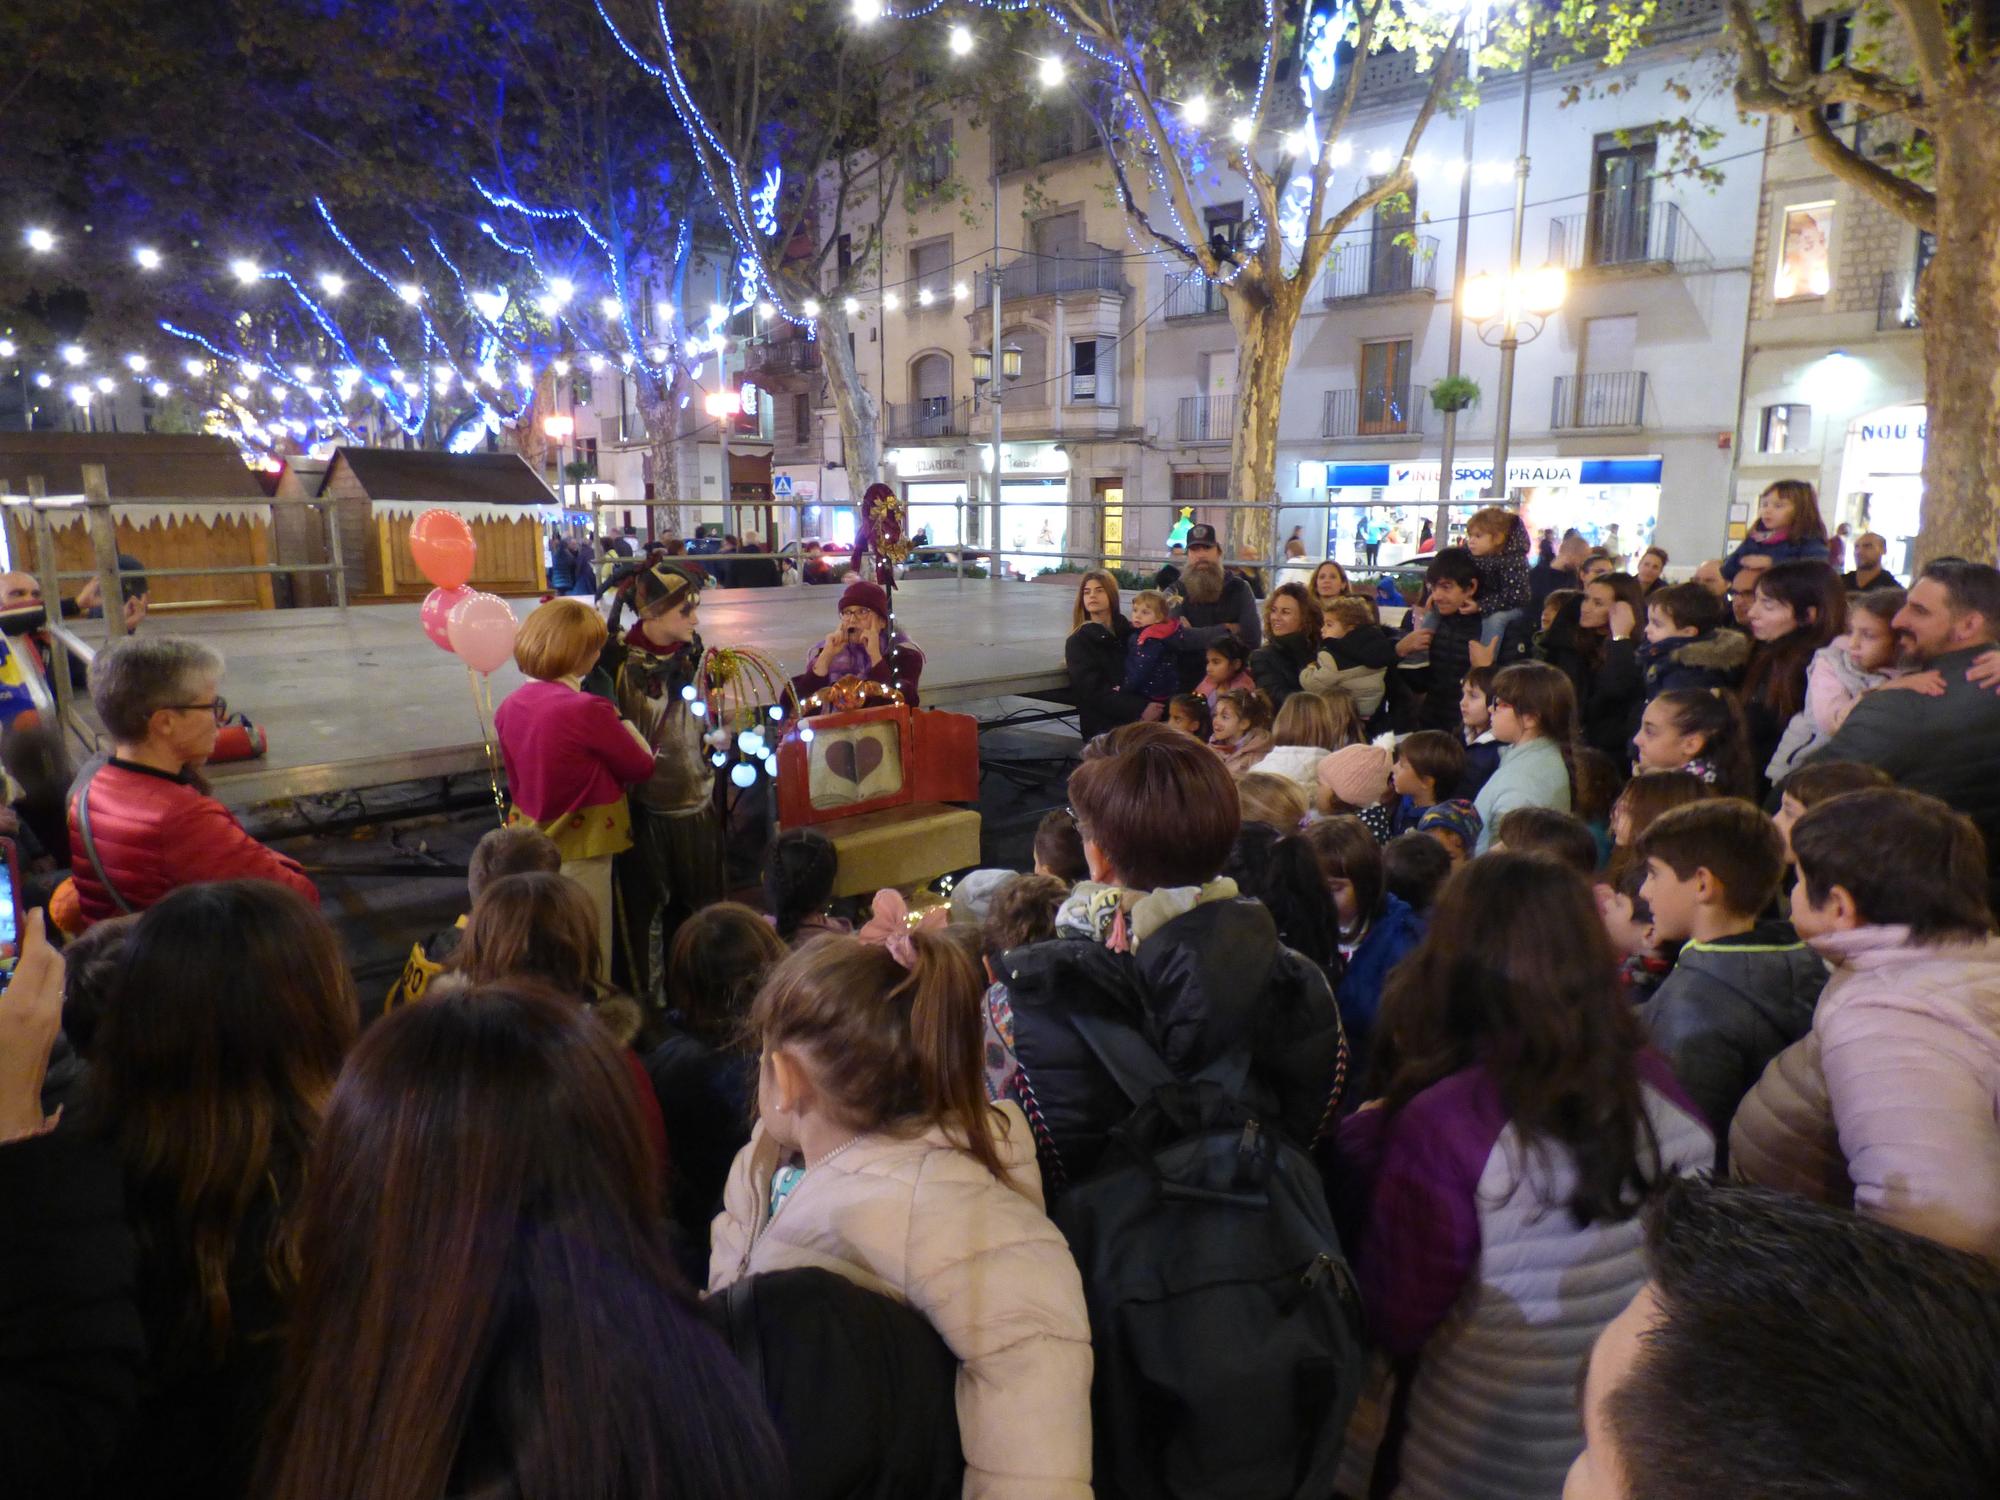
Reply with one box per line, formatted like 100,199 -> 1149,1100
998,898 -> 1346,1193
1063,616 -> 1145,741
1248,630 -> 1317,710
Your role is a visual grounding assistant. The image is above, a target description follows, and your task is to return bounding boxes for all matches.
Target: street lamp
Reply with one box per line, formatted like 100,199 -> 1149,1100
1459,263 -> 1566,499
543,411 -> 576,511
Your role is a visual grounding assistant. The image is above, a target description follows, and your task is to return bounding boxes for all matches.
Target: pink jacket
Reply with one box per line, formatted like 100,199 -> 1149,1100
1732,925 -> 2000,1258
710,1103 -> 1092,1499
493,679 -> 655,853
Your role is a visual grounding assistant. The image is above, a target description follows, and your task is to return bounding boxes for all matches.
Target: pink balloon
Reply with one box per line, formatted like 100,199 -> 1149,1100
420,585 -> 475,652
447,592 -> 519,676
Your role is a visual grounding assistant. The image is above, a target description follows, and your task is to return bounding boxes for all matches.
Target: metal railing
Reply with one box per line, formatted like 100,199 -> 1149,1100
743,337 -> 820,376
1164,270 -> 1229,320
1549,201 -> 1704,271
1319,235 -> 1439,302
1323,386 -> 1427,439
1552,371 -> 1649,430
888,397 -> 970,439
1,463 -> 351,752
979,247 -> 1125,305
1177,393 -> 1237,443
1876,269 -> 1923,331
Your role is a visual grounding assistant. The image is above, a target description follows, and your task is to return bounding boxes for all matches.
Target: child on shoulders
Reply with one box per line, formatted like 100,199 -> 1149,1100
1463,506 -> 1533,647
1636,799 -> 1827,1161
1721,479 -> 1831,579
712,931 -> 1093,1497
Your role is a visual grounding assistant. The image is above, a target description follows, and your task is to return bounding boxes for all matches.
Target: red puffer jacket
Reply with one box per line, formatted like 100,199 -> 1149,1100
68,759 -> 319,927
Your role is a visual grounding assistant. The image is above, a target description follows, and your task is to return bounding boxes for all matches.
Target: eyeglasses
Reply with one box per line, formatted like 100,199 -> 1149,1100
164,697 -> 228,724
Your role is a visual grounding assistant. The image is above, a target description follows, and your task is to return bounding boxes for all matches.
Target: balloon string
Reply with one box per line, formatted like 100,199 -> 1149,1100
468,665 -> 506,825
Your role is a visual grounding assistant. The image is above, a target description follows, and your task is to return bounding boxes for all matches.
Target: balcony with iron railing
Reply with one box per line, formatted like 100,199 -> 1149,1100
1549,201 -> 1707,274
888,397 -> 971,440
1877,269 -> 1923,331
1178,393 -> 1237,443
1164,270 -> 1229,321
979,246 -> 1125,306
1323,386 -> 1427,440
1552,371 -> 1648,431
1319,235 -> 1439,303
742,337 -> 821,378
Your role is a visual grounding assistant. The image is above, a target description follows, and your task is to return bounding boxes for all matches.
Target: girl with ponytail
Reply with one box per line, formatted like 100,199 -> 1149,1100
710,929 -> 1093,1500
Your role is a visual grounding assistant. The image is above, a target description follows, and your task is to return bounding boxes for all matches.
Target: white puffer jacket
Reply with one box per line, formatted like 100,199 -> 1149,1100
1731,925 -> 2000,1258
710,1102 -> 1093,1499
1246,743 -> 1332,796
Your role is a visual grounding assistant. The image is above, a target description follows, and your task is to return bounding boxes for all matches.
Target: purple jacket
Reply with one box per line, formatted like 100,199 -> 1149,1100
1339,1050 -> 1713,1499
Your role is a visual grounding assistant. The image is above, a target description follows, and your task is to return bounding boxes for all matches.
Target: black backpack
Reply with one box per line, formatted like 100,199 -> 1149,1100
1052,1011 -> 1364,1500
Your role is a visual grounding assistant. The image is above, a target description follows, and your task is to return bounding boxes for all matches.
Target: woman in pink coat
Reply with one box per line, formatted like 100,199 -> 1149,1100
1732,789 -> 2000,1257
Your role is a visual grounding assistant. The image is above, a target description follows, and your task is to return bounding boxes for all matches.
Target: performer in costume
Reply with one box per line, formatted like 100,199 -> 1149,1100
595,560 -> 725,1003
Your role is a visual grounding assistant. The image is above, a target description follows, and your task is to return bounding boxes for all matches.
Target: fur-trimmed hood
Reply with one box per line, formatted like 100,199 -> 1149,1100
1669,627 -> 1752,672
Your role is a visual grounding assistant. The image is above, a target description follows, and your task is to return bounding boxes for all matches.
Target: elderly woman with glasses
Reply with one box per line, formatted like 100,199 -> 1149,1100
64,635 -> 317,930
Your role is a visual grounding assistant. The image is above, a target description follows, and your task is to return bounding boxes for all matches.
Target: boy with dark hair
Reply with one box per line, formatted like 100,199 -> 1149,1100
1771,759 -> 1893,862
1492,806 -> 1599,875
1637,583 -> 1749,701
1390,729 -> 1467,832
385,825 -> 562,1011
981,872 -> 1070,971
1412,547 -> 1533,732
1381,831 -> 1453,915
1635,800 -> 1826,1156
1599,858 -> 1673,1004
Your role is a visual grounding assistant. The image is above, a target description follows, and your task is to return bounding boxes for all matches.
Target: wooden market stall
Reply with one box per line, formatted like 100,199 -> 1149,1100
313,448 -> 554,600
0,433 -> 276,611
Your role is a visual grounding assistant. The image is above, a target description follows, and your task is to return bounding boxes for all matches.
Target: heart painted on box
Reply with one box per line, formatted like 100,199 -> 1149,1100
824,736 -> 885,785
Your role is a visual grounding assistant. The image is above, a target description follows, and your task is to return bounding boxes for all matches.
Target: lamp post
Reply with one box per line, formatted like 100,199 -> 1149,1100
542,412 -> 575,511
705,388 -> 742,540
1481,45 -> 1542,502
1459,262 -> 1567,500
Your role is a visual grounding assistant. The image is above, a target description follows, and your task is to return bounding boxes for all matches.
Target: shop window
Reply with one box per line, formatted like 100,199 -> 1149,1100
1761,403 -> 1811,453
1071,339 -> 1109,402
1775,203 -> 1833,300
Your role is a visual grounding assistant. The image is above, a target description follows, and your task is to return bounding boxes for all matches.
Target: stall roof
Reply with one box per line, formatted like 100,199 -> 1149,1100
0,432 -> 265,500
321,448 -> 557,506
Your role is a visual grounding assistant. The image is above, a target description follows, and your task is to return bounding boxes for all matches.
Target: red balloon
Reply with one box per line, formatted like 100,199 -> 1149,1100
410,508 -> 477,589
420,585 -> 474,652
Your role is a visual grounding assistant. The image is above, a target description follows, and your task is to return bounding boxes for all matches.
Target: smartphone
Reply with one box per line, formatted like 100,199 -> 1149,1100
0,838 -> 22,990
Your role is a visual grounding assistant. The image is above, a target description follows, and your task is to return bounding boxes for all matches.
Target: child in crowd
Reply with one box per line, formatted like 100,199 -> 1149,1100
1165,692 -> 1211,741
447,870 -> 670,1169
762,827 -> 849,947
1492,806 -> 1600,875
648,902 -> 787,1254
1209,687 -> 1275,776
1472,662 -> 1576,853
982,872 -> 1069,967
1339,855 -> 1713,1499
1572,745 -> 1623,867
1732,788 -> 2000,1257
1463,505 -> 1533,645
1607,768 -> 1716,881
1636,800 -> 1827,1159
1223,822 -> 1343,981
1381,831 -> 1454,916
1632,689 -> 1753,797
385,824 -> 561,1011
1200,635 -> 1255,711
1539,588 -> 1582,638
1721,478 -> 1831,579
1771,760 -> 1894,864
1599,858 -> 1674,1004
1414,549 -> 1487,732
1307,596 -> 1393,720
712,932 -> 1094,1498
1457,665 -> 1502,798
1123,589 -> 1187,720
1767,588 -> 1907,781
1389,730 -> 1466,835
1306,815 -> 1423,1081
1316,743 -> 1395,844
1250,691 -> 1346,792
1639,582 -> 1750,700
1033,808 -> 1090,883
1238,771 -> 1311,831
1417,799 -> 1481,864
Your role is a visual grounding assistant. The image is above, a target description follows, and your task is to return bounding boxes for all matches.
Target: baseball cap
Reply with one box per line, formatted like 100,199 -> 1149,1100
1185,523 -> 1219,549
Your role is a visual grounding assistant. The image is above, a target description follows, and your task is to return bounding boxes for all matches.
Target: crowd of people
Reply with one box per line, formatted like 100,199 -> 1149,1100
4,487 -> 2000,1500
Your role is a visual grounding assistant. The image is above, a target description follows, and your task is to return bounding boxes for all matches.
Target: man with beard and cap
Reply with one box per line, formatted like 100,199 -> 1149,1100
1164,523 -> 1261,656
594,558 -> 725,1000
1806,559 -> 2000,901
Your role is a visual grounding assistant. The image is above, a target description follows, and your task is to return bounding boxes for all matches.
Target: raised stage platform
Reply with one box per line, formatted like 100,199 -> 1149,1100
154,578 -> 1081,807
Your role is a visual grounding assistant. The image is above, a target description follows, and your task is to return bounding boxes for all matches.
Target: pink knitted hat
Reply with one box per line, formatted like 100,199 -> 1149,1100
1318,743 -> 1393,808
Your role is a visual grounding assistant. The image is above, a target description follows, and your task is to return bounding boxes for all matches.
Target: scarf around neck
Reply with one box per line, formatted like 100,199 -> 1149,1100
1054,877 -> 1239,954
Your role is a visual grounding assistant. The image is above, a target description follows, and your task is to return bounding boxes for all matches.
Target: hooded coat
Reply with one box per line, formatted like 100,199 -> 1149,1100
1640,921 -> 1826,1163
1636,627 -> 1751,700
